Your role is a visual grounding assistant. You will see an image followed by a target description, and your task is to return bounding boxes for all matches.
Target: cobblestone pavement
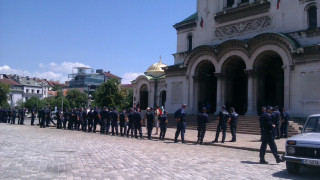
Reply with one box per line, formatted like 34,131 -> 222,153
0,123 -> 319,180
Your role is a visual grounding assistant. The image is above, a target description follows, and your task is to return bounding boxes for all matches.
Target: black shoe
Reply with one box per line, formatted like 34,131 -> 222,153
200,141 -> 203,145
259,160 -> 268,164
229,140 -> 236,142
174,139 -> 178,143
276,156 -> 285,163
182,140 -> 186,143
221,141 -> 224,143
212,140 -> 218,143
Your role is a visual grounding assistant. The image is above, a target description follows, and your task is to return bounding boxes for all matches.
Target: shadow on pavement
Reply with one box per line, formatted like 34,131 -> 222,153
272,167 -> 320,180
240,161 -> 260,165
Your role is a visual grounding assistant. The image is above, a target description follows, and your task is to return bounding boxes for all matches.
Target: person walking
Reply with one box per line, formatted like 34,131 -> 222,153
259,106 -> 284,164
229,107 -> 238,142
174,104 -> 187,143
145,107 -> 155,140
213,105 -> 230,143
158,111 -> 168,140
197,107 -> 208,144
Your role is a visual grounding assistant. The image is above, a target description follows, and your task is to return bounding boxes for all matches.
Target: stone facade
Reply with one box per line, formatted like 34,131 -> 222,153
133,0 -> 320,117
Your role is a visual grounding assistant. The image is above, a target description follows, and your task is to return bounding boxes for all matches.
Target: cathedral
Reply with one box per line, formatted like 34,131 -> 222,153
132,0 -> 320,117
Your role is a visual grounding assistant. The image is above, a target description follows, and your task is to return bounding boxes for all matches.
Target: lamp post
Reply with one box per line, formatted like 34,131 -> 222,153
9,92 -> 13,108
87,84 -> 91,108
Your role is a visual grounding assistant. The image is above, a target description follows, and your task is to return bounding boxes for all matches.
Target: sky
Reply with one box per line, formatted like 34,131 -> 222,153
0,0 -> 195,84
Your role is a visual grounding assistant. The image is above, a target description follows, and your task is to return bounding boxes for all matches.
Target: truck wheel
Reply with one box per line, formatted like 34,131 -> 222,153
286,161 -> 300,174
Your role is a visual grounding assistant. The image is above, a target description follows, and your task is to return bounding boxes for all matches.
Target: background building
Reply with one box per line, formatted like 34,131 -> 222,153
133,0 -> 320,117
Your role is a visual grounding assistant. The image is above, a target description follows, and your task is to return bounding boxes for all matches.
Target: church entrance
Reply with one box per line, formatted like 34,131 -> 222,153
139,84 -> 148,110
196,60 -> 217,114
254,51 -> 284,110
159,90 -> 166,108
222,56 -> 247,115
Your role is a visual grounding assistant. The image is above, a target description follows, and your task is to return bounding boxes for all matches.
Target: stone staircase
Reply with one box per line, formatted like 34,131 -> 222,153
166,114 -> 300,137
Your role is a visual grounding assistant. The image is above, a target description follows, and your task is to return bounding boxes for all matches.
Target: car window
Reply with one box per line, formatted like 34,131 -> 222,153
304,117 -> 320,132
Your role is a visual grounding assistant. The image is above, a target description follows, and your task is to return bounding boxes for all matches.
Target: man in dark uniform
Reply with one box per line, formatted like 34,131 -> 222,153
259,106 -> 267,141
11,108 -> 17,124
8,108 -> 12,123
259,106 -> 284,164
111,107 -> 119,135
272,106 -> 281,139
63,108 -> 70,129
93,106 -> 101,133
40,108 -> 46,128
69,108 -> 76,130
31,108 -> 36,125
82,108 -> 88,131
174,104 -> 187,143
106,108 -> 111,134
119,109 -> 127,136
133,107 -> 143,138
145,107 -> 155,140
197,107 -> 208,144
45,107 -> 51,127
56,108 -> 62,129
100,107 -> 107,134
280,107 -> 290,138
75,108 -> 81,131
213,105 -> 230,143
159,111 -> 168,140
127,108 -> 135,137
229,107 -> 238,142
20,108 -> 26,125
87,108 -> 93,132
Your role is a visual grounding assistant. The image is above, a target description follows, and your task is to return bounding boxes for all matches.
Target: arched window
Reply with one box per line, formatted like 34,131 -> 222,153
227,0 -> 234,7
308,6 -> 318,29
187,34 -> 192,51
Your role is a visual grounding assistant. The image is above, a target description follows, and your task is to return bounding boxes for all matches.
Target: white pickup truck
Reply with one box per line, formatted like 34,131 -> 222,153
284,114 -> 320,174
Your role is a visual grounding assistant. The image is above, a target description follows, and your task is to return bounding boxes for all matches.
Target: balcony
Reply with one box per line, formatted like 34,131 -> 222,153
214,1 -> 270,23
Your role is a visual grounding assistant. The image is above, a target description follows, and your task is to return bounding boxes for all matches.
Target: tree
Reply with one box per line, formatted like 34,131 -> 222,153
0,82 -> 10,107
94,78 -> 122,108
119,87 -> 133,110
66,89 -> 88,108
24,96 -> 41,110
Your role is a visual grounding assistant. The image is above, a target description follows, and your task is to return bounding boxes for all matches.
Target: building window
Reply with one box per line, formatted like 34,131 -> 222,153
26,89 -> 29,93
187,34 -> 193,51
308,6 -> 318,29
227,0 -> 234,7
32,89 -> 34,94
37,90 -> 40,94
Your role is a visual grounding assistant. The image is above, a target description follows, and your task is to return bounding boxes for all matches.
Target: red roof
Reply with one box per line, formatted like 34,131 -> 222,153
103,71 -> 121,80
0,77 -> 20,86
121,84 -> 133,88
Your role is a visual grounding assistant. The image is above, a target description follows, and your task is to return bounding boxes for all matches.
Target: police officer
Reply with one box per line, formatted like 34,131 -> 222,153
259,106 -> 266,141
8,108 -> 12,124
11,108 -> 17,124
87,108 -> 93,132
174,104 -> 187,143
45,107 -> 51,127
213,105 -> 230,143
69,108 -> 76,130
127,108 -> 135,137
159,111 -> 168,141
229,107 -> 238,142
63,108 -> 70,129
40,108 -> 46,128
56,108 -> 62,129
100,107 -> 108,134
133,107 -> 143,138
76,108 -> 83,131
259,106 -> 284,164
93,106 -> 101,133
280,107 -> 290,138
20,108 -> 26,125
111,107 -> 119,135
106,108 -> 111,134
82,108 -> 88,131
145,107 -> 155,140
31,108 -> 36,125
197,107 -> 208,144
119,109 -> 127,136
272,106 -> 281,139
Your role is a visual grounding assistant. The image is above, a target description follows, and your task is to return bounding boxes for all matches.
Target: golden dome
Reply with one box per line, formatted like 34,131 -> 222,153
145,56 -> 167,78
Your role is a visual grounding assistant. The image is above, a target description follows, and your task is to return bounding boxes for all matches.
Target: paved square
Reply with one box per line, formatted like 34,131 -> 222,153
0,123 -> 319,180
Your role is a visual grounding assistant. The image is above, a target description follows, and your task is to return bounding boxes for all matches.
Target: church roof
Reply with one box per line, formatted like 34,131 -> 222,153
174,12 -> 198,27
145,57 -> 168,78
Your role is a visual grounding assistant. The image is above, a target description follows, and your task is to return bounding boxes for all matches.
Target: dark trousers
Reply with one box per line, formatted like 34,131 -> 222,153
147,124 -> 153,139
159,125 -> 167,140
120,123 -> 127,136
11,116 -> 16,124
40,117 -> 46,128
68,119 -> 73,129
197,124 -> 206,143
273,122 -> 280,138
280,123 -> 288,138
20,117 -> 25,125
17,117 -> 21,124
31,117 -> 35,125
111,122 -> 118,135
230,125 -> 237,141
93,119 -> 99,132
134,125 -> 142,138
74,120 -> 81,130
63,119 -> 68,129
46,117 -> 50,127
100,119 -> 106,134
175,122 -> 186,141
82,120 -> 87,131
106,120 -> 111,134
57,119 -> 62,129
127,123 -> 134,137
259,135 -> 280,160
215,124 -> 226,142
88,120 -> 93,132
7,117 -> 11,123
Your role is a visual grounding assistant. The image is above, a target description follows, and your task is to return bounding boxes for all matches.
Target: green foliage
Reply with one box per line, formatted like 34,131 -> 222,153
94,78 -> 122,108
119,88 -> 133,110
66,89 -> 88,108
24,96 -> 41,110
0,82 -> 10,107
51,85 -> 62,91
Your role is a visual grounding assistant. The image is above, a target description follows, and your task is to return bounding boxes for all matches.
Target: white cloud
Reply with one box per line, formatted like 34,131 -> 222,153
0,65 -> 10,71
49,62 -> 57,67
49,62 -> 90,73
122,72 -> 143,84
38,63 -> 44,68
